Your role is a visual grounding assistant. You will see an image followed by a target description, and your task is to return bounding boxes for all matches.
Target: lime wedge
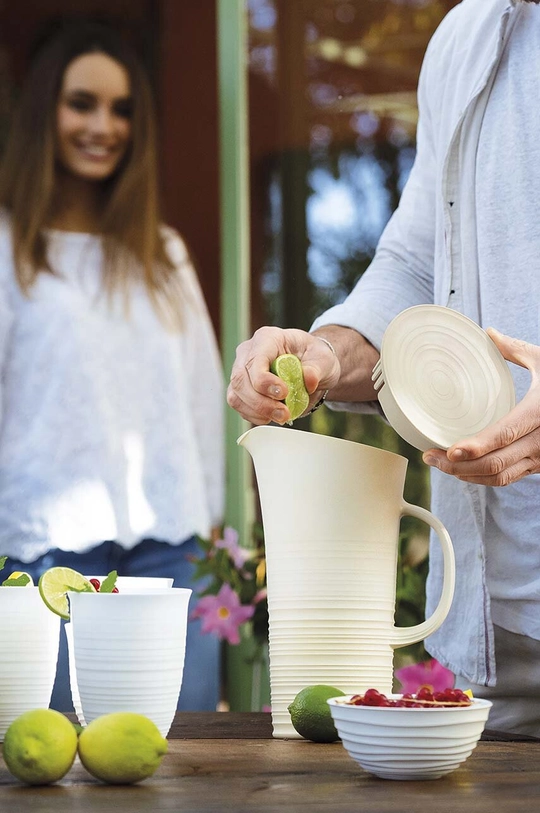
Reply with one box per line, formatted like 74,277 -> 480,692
38,567 -> 96,620
2,571 -> 34,587
270,354 -> 310,422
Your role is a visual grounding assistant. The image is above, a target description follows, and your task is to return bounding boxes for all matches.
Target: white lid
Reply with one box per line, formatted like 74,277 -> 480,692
373,306 -> 516,451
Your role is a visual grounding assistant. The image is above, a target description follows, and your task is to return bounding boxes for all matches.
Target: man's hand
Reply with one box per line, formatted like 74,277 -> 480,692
422,329 -> 540,486
227,326 -> 341,425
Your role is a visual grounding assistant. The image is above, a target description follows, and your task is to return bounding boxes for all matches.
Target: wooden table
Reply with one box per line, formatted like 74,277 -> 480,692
1,713 -> 539,812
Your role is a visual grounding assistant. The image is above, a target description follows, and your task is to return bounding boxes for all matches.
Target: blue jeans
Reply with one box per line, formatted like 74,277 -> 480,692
6,538 -> 220,712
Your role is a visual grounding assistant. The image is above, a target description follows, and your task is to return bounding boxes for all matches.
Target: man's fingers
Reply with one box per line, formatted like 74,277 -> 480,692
226,386 -> 289,425
424,430 -> 540,485
450,454 -> 537,487
445,393 -> 539,462
487,327 -> 540,371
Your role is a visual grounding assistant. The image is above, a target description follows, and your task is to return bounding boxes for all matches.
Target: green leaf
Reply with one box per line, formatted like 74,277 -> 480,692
99,570 -> 118,593
1,574 -> 31,587
69,583 -> 96,594
0,556 -> 7,572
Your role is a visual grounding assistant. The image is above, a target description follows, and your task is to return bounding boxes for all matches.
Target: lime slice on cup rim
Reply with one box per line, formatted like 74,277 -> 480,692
38,567 -> 96,620
270,354 -> 310,423
2,571 -> 34,587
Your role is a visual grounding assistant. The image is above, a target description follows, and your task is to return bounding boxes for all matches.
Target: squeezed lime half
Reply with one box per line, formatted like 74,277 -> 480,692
270,354 -> 310,422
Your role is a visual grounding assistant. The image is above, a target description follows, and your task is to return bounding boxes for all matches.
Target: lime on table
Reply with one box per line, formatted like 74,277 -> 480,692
270,354 -> 310,422
288,685 -> 345,743
38,566 -> 96,620
2,708 -> 78,785
78,712 -> 168,784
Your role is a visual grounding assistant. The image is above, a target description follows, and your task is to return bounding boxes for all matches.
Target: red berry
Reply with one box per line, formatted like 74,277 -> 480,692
345,685 -> 472,709
112,586 -> 119,593
363,688 -> 387,706
89,578 -> 101,591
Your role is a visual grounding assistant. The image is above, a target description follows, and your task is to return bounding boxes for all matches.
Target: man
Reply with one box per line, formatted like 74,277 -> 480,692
228,0 -> 540,735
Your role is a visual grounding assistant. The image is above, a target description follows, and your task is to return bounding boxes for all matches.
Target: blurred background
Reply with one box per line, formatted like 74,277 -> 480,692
0,0 -> 460,709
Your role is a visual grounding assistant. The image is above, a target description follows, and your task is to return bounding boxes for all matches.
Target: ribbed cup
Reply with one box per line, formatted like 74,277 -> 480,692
0,587 -> 61,741
69,588 -> 191,737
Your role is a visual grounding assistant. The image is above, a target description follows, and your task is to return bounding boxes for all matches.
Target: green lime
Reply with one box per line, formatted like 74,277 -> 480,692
270,354 -> 310,422
38,566 -> 96,620
2,709 -> 78,785
78,712 -> 168,785
288,685 -> 345,743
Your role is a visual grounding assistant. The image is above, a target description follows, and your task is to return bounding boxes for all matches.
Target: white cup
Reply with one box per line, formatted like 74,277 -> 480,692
0,587 -> 61,741
69,588 -> 191,736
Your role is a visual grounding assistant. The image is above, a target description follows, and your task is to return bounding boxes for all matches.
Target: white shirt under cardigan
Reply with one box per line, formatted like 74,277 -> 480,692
313,0 -> 539,687
0,216 -> 225,562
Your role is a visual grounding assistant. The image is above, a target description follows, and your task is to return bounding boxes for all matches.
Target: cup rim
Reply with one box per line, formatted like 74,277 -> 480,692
67,587 -> 192,597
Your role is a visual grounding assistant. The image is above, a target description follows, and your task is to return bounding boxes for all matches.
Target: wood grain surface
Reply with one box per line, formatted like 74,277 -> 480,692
1,713 -> 539,812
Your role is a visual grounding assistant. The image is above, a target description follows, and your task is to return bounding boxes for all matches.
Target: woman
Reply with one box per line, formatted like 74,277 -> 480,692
0,20 -> 224,711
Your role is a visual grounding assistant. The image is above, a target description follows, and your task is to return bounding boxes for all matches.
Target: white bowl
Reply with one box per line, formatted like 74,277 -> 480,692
328,694 -> 492,781
372,305 -> 515,452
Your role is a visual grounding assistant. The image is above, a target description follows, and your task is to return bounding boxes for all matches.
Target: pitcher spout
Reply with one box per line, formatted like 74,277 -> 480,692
237,424 -> 280,457
236,427 -> 253,449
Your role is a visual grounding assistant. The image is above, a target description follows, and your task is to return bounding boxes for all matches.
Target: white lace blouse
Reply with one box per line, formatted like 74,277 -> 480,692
0,217 -> 224,562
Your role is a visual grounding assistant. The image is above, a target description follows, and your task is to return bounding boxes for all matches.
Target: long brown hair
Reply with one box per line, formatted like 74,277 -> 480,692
0,19 -> 184,327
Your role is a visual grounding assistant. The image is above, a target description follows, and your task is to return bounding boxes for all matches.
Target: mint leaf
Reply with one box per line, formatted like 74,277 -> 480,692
2,574 -> 31,587
99,570 -> 118,593
0,556 -> 7,572
66,582 -> 95,594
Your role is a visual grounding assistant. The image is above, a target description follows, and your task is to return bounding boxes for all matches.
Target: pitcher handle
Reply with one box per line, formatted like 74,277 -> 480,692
389,502 -> 455,649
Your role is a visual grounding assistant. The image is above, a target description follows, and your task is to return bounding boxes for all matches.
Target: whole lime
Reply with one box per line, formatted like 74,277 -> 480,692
2,709 -> 78,785
288,685 -> 345,742
78,712 -> 168,784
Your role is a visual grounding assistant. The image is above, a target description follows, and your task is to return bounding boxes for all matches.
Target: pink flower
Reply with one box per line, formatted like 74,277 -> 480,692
253,588 -> 267,604
395,658 -> 454,694
214,526 -> 252,570
191,583 -> 255,645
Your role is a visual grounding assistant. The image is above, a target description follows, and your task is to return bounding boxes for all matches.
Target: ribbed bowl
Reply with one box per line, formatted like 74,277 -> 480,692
328,695 -> 492,781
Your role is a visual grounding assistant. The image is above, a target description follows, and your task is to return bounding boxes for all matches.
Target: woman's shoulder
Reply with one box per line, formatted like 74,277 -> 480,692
159,225 -> 191,267
0,209 -> 13,247
0,210 -> 17,303
0,210 -> 15,276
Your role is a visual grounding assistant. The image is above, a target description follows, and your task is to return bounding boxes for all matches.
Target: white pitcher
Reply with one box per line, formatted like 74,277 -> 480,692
238,425 -> 455,738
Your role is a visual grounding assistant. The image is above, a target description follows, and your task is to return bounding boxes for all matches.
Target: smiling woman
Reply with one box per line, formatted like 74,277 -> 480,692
55,52 -> 133,186
0,20 -> 181,321
0,19 -> 225,714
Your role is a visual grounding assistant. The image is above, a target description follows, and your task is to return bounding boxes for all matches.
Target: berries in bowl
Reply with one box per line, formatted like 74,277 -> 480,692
327,688 -> 492,781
